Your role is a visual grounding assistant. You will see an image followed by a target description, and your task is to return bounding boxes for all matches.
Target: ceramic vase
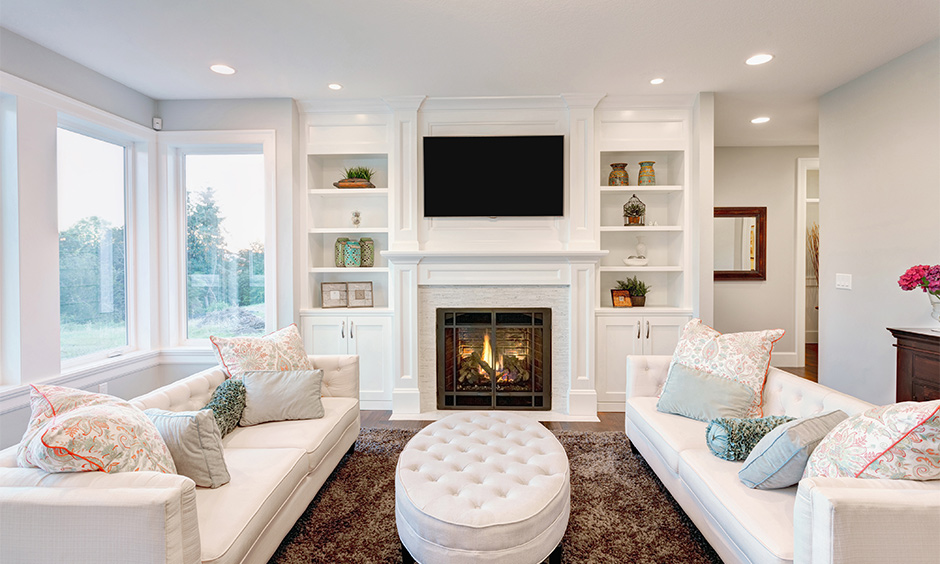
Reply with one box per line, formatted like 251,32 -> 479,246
609,163 -> 629,186
638,161 -> 656,185
344,240 -> 361,267
635,236 -> 647,258
334,238 -> 349,267
359,237 -> 375,267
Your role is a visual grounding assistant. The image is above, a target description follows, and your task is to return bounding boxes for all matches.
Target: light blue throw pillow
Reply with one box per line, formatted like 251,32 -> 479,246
738,410 -> 848,489
706,415 -> 796,461
656,363 -> 756,422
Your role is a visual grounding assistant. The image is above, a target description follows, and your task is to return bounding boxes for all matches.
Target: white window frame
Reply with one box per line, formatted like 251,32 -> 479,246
56,116 -> 141,368
160,130 -> 277,348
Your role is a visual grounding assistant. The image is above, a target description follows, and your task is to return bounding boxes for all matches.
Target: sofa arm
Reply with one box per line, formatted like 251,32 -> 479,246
794,477 -> 940,564
626,355 -> 671,399
0,469 -> 200,564
310,354 -> 359,399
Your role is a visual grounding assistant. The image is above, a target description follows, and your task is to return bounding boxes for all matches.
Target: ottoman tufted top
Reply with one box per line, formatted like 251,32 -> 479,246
396,411 -> 569,553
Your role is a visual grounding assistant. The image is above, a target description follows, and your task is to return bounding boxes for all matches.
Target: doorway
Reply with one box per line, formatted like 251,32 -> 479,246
795,158 -> 820,373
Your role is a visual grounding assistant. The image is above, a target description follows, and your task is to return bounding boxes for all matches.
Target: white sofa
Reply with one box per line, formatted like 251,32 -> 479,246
0,355 -> 361,564
625,355 -> 940,564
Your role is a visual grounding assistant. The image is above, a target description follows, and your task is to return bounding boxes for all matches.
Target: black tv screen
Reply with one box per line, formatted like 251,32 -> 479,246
423,135 -> 564,217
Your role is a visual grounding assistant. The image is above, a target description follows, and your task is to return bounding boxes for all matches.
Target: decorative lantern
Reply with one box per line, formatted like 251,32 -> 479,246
623,194 -> 646,226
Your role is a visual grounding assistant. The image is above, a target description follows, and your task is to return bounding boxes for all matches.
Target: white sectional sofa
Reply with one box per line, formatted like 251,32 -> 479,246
625,355 -> 940,564
0,355 -> 361,564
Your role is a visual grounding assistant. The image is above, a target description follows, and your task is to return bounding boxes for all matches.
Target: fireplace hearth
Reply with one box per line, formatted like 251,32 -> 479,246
436,308 -> 551,410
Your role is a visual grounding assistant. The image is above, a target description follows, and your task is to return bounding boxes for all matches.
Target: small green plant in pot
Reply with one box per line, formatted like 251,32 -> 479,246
617,276 -> 651,307
334,166 -> 376,189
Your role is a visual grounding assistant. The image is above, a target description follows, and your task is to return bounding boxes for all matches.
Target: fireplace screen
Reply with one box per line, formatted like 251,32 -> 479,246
437,308 -> 551,410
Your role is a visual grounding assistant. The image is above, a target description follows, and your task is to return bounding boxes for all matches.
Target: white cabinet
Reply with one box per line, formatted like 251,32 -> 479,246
595,314 -> 689,410
300,312 -> 392,407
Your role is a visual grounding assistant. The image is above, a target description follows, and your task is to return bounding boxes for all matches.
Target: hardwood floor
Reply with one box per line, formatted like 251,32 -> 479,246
360,410 -> 625,432
779,343 -> 818,382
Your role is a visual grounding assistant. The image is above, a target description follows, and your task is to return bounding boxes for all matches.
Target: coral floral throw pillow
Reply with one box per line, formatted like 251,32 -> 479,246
805,400 -> 940,480
671,319 -> 784,417
17,385 -> 176,474
210,324 -> 312,378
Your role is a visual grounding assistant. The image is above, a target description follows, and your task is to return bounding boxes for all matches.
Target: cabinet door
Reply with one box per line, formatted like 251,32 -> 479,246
596,316 -> 643,410
300,316 -> 349,356
347,316 -> 392,404
642,316 -> 690,356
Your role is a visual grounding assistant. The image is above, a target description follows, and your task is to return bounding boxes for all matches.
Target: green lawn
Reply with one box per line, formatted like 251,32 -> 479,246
61,321 -> 127,360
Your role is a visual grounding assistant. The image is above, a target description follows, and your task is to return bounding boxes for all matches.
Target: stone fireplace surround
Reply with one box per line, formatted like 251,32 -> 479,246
385,250 -> 605,421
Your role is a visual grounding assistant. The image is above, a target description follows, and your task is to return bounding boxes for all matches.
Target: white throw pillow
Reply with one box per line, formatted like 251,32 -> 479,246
145,408 -> 230,488
239,369 -> 325,426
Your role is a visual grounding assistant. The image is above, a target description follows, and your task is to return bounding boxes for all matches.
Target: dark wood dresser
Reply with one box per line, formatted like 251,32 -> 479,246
888,327 -> 940,402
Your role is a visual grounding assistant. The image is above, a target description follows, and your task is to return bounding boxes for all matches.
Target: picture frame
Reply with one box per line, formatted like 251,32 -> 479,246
347,281 -> 374,308
611,289 -> 632,308
321,282 -> 348,308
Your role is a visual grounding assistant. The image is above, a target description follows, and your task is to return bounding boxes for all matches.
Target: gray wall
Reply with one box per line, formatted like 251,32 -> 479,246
714,146 -> 819,366
818,39 -> 940,404
0,28 -> 155,127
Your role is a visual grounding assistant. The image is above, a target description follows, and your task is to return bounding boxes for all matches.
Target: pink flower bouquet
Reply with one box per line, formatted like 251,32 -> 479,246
898,264 -> 940,296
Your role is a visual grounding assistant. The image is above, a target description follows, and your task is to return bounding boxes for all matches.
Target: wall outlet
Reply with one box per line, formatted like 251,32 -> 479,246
835,273 -> 852,290
152,117 -> 163,131
97,382 -> 108,394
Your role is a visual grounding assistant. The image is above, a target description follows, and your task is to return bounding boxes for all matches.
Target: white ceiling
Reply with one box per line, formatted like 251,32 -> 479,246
1,0 -> 937,146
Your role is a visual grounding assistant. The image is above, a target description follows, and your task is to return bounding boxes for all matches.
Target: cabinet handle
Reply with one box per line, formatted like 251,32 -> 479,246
349,321 -> 355,339
341,321 -> 345,339
636,321 -> 641,339
646,321 -> 650,339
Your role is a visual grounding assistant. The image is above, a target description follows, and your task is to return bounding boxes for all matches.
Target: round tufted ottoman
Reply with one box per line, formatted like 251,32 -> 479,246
395,411 -> 570,564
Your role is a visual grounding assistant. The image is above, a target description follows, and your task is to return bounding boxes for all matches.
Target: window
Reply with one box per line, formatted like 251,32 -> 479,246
57,127 -> 128,361
184,152 -> 266,339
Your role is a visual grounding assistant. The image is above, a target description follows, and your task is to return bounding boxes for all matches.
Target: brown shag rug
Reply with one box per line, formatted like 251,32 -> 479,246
269,428 -> 721,564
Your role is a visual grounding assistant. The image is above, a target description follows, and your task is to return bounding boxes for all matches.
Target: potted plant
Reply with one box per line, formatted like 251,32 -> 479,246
620,276 -> 651,307
334,166 -> 376,189
611,280 -> 632,307
623,194 -> 646,226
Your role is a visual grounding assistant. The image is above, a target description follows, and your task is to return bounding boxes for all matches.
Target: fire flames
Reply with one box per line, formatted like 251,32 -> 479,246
480,333 -> 509,382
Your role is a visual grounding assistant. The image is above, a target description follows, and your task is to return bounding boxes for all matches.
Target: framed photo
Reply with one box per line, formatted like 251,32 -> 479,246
347,281 -> 374,308
321,282 -> 348,308
611,289 -> 632,308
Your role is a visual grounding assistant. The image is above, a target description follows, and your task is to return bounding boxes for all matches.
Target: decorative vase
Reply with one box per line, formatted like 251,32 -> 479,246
334,238 -> 349,267
359,237 -> 375,267
343,240 -> 361,267
609,163 -> 629,186
638,161 -> 656,186
930,293 -> 940,324
635,236 -> 647,258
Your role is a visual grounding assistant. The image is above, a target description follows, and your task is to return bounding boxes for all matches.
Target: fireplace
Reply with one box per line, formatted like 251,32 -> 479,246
436,308 -> 551,410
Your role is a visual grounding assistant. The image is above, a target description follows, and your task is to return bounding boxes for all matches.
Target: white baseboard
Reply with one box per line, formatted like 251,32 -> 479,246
391,388 -> 422,415
597,401 -> 626,413
567,389 -> 598,418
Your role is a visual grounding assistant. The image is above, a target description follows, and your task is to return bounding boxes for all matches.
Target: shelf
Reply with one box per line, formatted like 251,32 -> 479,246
595,306 -> 694,316
299,307 -> 393,315
599,266 -> 683,273
308,188 -> 389,196
600,225 -> 682,232
309,267 -> 389,273
600,185 -> 682,193
308,227 -> 390,234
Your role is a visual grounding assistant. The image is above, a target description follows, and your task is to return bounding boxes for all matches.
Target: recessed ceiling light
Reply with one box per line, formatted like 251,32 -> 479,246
210,64 -> 236,75
751,116 -> 771,124
746,54 -> 774,66
328,83 -> 343,90
650,78 -> 664,85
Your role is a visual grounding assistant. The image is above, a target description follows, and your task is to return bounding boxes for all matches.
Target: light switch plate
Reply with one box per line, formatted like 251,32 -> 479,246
836,273 -> 852,290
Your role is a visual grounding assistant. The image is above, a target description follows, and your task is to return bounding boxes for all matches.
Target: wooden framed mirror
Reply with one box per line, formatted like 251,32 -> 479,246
714,206 -> 767,280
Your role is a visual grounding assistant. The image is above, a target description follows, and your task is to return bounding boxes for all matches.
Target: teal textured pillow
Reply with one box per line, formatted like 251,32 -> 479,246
656,362 -> 756,422
706,415 -> 795,461
202,379 -> 246,437
739,410 -> 848,489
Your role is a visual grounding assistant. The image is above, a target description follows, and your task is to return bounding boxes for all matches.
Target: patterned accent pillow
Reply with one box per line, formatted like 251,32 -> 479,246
16,385 -> 176,474
670,319 -> 784,417
210,324 -> 312,378
202,378 -> 247,437
804,400 -> 940,480
706,415 -> 795,461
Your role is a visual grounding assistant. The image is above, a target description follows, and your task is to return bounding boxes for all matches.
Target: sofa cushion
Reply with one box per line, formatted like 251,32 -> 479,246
210,324 -> 312,378
238,369 -> 325,426
672,319 -> 784,417
222,397 -> 358,472
805,400 -> 940,480
202,378 -> 246,437
145,408 -> 230,488
195,447 -> 308,564
626,397 -> 707,473
678,449 -> 795,564
706,415 -> 795,461
657,363 -> 756,422
739,411 -> 847,489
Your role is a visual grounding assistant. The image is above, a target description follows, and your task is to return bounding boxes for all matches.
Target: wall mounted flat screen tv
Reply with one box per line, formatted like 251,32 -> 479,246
423,135 -> 564,217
